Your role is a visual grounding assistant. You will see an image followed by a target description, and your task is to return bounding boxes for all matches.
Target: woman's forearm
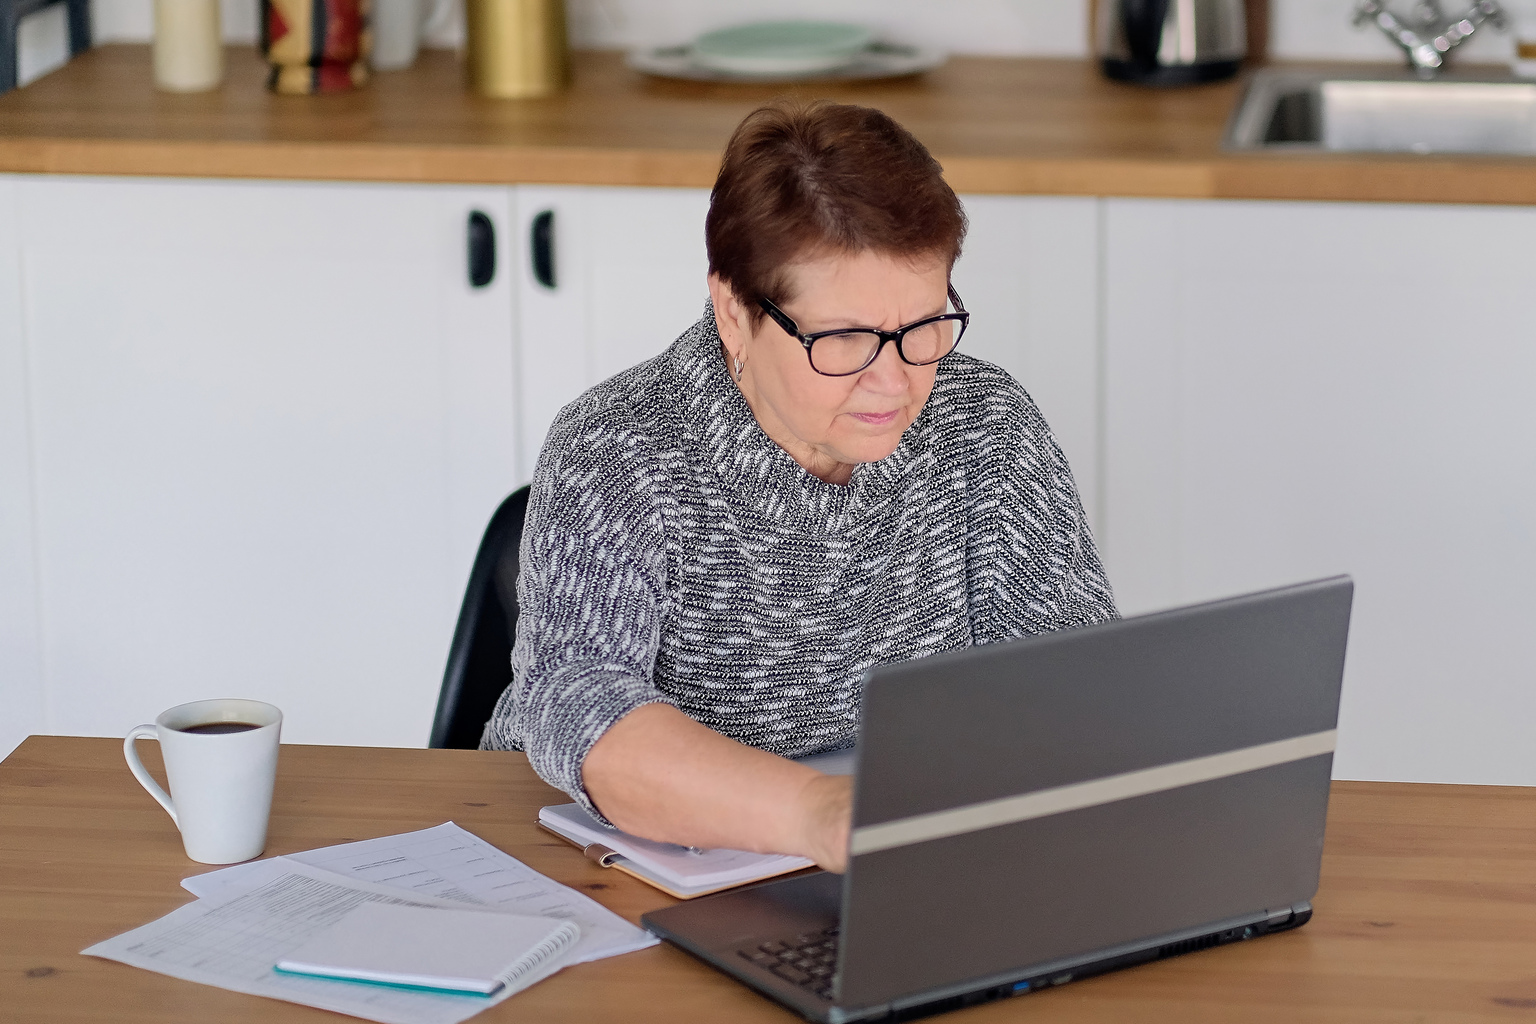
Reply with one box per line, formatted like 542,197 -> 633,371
581,702 -> 851,871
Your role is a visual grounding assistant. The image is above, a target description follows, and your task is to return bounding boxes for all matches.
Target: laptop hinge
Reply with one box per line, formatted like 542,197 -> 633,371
1267,901 -> 1311,926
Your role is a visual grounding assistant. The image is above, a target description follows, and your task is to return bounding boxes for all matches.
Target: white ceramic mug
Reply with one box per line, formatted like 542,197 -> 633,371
123,698 -> 283,864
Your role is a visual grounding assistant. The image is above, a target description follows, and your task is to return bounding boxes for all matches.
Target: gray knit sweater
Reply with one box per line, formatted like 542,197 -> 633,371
481,305 -> 1117,816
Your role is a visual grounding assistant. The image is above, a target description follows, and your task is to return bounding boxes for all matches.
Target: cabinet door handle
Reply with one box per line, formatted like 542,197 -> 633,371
530,210 -> 556,289
468,211 -> 496,288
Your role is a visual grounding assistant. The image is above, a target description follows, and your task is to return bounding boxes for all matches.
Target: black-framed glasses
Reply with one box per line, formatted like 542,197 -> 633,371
758,285 -> 969,377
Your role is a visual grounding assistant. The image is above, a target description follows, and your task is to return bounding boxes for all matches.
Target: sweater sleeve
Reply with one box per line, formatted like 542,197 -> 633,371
479,399 -> 672,820
969,375 -> 1118,644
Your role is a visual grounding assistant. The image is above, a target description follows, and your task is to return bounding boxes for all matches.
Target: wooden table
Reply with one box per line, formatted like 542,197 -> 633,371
3,46 -> 1536,204
3,735 -> 1535,1022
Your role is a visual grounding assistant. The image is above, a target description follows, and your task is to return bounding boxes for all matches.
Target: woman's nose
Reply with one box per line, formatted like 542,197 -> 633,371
858,339 -> 912,393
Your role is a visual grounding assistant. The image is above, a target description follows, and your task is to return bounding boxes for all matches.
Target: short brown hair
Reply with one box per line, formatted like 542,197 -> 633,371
706,101 -> 967,326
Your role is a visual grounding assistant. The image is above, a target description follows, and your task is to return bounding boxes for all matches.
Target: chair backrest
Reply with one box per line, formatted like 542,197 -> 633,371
1,0 -> 91,94
430,485 -> 531,749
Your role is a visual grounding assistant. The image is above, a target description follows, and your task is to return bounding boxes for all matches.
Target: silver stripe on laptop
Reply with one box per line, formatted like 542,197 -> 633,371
850,729 -> 1338,856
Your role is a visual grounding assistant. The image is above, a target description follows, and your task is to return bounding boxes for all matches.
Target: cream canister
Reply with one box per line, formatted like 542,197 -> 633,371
153,0 -> 223,92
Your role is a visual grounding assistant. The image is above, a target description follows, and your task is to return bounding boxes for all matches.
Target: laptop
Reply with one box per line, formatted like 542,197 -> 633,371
642,576 -> 1353,1022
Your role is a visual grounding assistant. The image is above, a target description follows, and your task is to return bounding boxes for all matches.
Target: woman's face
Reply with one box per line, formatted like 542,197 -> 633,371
710,249 -> 950,485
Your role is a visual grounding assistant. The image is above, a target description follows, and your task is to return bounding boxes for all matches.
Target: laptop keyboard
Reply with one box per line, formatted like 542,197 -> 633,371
737,925 -> 840,1001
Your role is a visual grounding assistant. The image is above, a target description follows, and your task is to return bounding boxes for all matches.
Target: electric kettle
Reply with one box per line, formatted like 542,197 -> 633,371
1097,0 -> 1246,86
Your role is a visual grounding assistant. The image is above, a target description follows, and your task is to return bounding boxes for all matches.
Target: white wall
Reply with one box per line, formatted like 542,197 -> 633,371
14,0 -> 1519,85
1271,0 -> 1517,63
563,0 -> 1090,56
82,0 -> 1089,52
91,0 -> 260,43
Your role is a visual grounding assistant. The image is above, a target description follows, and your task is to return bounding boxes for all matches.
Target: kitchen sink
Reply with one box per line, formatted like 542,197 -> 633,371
1225,68 -> 1536,155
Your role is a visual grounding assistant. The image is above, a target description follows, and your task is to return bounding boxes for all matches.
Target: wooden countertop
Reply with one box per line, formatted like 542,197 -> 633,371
2,45 -> 1534,203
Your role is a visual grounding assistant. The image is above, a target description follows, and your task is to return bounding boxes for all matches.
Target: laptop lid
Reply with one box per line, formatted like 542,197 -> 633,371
834,576 -> 1352,1010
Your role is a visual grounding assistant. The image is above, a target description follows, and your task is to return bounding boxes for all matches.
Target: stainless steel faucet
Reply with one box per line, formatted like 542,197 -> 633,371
1353,0 -> 1506,76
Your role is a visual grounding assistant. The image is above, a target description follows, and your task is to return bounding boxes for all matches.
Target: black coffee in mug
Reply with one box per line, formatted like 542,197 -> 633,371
125,698 -> 284,863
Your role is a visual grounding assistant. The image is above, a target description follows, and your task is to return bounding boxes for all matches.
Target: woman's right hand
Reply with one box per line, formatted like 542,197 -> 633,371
796,773 -> 853,873
584,703 -> 855,869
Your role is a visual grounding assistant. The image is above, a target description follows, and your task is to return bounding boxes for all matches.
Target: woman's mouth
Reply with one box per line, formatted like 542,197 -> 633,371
849,410 -> 900,426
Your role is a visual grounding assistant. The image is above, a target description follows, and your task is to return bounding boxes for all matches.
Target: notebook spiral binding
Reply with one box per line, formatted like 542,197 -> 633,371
495,920 -> 581,986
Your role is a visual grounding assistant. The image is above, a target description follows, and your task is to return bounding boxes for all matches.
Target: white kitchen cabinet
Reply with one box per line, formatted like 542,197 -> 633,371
513,187 -> 1102,528
0,178 -> 46,761
12,173 -> 1532,789
10,176 -> 517,752
950,196 -> 1100,527
513,186 -> 713,476
1103,197 -> 1536,786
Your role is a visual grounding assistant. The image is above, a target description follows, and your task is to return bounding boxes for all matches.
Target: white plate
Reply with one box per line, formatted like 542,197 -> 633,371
691,21 -> 873,77
626,42 -> 948,84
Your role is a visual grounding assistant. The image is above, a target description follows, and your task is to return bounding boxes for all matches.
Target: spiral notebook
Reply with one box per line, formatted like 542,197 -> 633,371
536,750 -> 850,899
274,902 -> 581,997
538,803 -> 813,899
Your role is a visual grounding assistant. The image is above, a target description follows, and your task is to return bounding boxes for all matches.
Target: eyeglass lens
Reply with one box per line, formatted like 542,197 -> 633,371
809,318 -> 965,376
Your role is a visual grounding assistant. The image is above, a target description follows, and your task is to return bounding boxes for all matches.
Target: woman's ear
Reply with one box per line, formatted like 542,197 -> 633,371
708,273 -> 752,365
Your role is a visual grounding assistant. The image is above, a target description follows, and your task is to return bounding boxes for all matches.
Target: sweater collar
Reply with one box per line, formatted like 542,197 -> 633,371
668,302 -> 933,535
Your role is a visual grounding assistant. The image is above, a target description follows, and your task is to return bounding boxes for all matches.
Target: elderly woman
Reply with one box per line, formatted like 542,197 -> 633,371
482,101 -> 1115,873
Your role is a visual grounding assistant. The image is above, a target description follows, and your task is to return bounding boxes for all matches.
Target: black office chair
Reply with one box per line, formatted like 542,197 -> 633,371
429,485 -> 531,749
1,0 -> 90,94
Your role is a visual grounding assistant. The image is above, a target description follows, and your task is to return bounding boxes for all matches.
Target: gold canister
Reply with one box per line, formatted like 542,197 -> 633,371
466,0 -> 570,98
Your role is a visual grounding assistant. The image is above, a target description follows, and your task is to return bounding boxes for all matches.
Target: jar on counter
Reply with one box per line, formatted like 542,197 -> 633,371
465,0 -> 570,98
261,0 -> 372,94
154,0 -> 223,92
372,0 -> 424,70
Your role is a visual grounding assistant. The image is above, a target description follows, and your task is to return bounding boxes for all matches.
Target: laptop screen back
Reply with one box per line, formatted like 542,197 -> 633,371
835,577 -> 1352,1009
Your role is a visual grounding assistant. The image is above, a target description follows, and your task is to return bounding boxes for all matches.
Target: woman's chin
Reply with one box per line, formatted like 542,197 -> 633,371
836,434 -> 905,467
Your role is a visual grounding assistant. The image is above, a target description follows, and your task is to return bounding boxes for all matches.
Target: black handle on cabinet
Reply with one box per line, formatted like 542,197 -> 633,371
467,211 -> 496,288
530,210 -> 556,289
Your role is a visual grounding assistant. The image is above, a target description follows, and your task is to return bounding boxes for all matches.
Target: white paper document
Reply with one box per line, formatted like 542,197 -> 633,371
182,822 -> 656,965
85,862 -> 573,1024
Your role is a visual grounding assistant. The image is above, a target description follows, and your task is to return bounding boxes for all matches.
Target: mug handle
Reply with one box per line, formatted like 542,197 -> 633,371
124,724 -> 179,826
